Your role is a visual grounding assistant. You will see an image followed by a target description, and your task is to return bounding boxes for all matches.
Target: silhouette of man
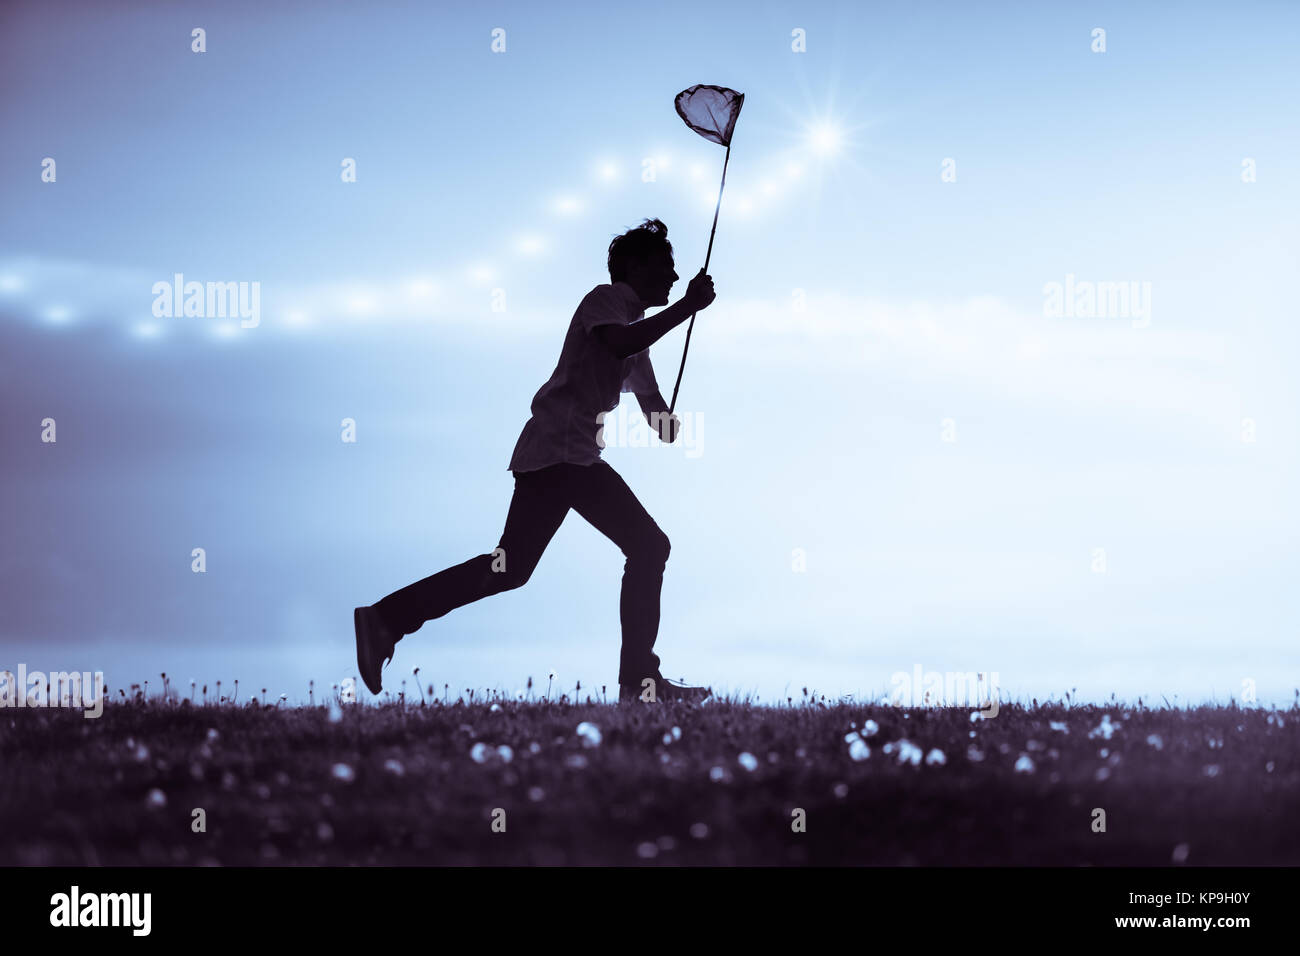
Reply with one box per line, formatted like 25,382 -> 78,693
355,218 -> 716,703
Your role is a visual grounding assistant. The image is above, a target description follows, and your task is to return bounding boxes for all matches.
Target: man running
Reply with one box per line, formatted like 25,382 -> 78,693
354,218 -> 715,704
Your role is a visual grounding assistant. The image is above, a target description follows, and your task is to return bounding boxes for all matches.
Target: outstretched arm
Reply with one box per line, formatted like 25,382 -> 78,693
594,270 -> 716,360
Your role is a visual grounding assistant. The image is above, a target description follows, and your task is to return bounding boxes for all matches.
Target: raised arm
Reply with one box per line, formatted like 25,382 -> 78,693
595,270 -> 716,360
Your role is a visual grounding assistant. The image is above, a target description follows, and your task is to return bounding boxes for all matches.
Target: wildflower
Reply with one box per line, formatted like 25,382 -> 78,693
1088,714 -> 1118,740
1014,754 -> 1036,774
331,762 -> 355,782
894,743 -> 925,764
737,752 -> 758,772
470,743 -> 490,764
1049,721 -> 1069,733
1146,734 -> 1163,750
576,721 -> 602,747
925,748 -> 946,766
383,758 -> 405,776
145,788 -> 166,809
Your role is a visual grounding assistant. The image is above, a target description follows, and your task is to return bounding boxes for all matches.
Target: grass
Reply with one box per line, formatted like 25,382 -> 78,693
1,684 -> 1297,865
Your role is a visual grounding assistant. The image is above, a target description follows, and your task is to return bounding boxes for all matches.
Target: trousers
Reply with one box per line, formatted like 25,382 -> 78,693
374,460 -> 669,687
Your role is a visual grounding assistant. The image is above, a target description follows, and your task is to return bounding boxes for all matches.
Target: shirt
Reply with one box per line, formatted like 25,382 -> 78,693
508,280 -> 660,473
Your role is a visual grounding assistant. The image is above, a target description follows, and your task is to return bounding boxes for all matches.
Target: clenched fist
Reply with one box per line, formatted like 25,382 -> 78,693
682,269 -> 716,313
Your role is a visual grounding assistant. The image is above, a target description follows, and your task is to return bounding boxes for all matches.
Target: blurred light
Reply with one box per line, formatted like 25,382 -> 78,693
345,296 -> 375,315
690,164 -> 707,180
515,235 -> 545,256
406,278 -> 437,297
596,161 -> 619,183
0,274 -> 23,292
786,163 -> 804,179
552,195 -> 583,216
735,196 -> 754,215
132,321 -> 162,339
211,322 -> 239,339
809,123 -> 843,155
760,180 -> 777,196
285,309 -> 311,327
44,305 -> 72,324
467,263 -> 495,283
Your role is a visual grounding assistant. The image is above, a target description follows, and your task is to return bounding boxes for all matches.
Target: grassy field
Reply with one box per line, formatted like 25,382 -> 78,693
1,688 -> 1296,866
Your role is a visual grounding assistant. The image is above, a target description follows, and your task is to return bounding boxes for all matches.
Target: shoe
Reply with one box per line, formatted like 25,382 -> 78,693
619,676 -> 711,704
354,606 -> 398,694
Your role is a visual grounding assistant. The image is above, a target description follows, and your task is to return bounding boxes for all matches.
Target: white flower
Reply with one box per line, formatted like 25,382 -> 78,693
1014,754 -> 1036,774
895,739 -> 923,766
330,762 -> 355,782
1049,721 -> 1069,733
576,721 -> 602,747
925,748 -> 946,766
848,739 -> 870,762
496,745 -> 514,763
1088,714 -> 1118,740
384,758 -> 405,776
737,752 -> 758,772
145,788 -> 166,808
862,719 -> 879,737
470,743 -> 490,764
1146,734 -> 1163,750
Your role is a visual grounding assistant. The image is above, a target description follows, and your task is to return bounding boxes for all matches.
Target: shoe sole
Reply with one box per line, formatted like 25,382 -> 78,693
353,606 -> 385,695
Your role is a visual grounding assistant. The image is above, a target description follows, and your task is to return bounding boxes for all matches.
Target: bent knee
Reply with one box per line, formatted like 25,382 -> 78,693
636,529 -> 670,567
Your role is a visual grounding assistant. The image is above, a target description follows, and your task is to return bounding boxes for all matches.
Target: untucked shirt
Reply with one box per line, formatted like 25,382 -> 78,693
508,281 -> 659,473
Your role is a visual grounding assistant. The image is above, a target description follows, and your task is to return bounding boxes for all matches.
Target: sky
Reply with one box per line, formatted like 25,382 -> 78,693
2,0 -> 1298,707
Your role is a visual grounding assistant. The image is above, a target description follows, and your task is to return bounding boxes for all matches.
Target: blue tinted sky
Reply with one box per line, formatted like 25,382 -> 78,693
2,0 -> 1298,705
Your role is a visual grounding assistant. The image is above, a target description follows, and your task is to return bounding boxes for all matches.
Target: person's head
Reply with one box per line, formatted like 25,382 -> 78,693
607,218 -> 679,308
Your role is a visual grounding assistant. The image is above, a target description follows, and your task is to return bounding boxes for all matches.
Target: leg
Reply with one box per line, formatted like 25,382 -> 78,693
565,461 -> 671,687
373,468 -> 570,638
